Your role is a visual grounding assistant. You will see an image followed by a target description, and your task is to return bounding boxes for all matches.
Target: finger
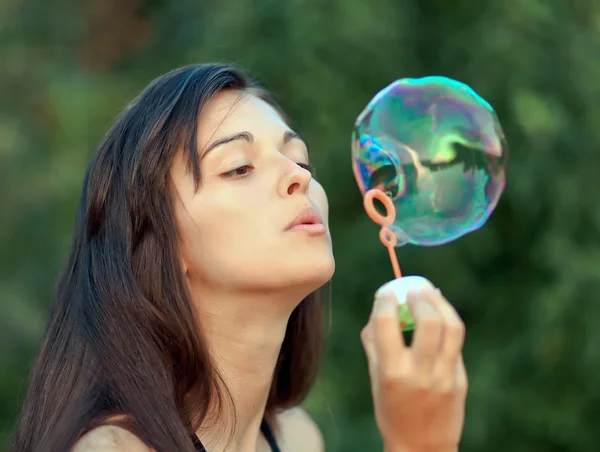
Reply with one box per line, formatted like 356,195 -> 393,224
371,290 -> 406,378
361,324 -> 377,368
362,299 -> 382,369
408,289 -> 444,378
360,325 -> 378,387
455,354 -> 468,395
427,289 -> 465,381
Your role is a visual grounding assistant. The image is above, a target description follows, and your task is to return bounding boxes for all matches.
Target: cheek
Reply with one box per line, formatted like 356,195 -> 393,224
177,207 -> 239,279
182,190 -> 261,255
309,181 -> 329,223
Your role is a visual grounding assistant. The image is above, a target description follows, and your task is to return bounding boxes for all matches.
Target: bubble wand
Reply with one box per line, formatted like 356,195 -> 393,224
363,188 -> 402,279
363,188 -> 417,331
363,188 -> 418,331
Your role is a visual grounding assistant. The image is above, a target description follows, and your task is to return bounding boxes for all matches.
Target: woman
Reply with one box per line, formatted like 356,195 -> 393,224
10,63 -> 467,452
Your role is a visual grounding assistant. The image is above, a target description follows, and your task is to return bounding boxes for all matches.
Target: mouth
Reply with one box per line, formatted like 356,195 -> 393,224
285,207 -> 326,236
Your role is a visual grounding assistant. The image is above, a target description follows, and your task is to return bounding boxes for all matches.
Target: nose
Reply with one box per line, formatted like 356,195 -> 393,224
278,160 -> 312,197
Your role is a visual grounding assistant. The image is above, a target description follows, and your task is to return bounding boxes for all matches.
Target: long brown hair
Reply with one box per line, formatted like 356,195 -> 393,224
10,63 -> 324,452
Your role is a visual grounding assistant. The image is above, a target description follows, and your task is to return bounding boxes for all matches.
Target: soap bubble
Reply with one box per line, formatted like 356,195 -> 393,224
352,76 -> 508,246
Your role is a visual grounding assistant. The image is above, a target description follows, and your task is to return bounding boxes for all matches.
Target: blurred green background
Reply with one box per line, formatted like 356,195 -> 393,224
2,0 -> 600,450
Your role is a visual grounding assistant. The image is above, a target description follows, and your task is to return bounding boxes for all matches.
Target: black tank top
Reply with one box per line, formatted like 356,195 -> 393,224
192,418 -> 280,452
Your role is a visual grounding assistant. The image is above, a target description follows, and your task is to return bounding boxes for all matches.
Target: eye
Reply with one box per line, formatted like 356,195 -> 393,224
222,165 -> 254,178
297,163 -> 315,174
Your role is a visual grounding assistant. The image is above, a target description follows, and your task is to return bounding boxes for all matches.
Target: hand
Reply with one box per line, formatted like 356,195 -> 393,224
360,276 -> 468,452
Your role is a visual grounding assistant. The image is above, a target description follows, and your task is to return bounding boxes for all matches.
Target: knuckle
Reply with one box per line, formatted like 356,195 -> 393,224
379,373 -> 402,390
374,309 -> 395,320
360,326 -> 370,343
457,377 -> 469,394
408,373 -> 433,392
433,381 -> 454,397
446,321 -> 466,341
373,312 -> 395,327
379,366 -> 411,388
412,382 -> 433,399
447,318 -> 465,333
420,315 -> 442,331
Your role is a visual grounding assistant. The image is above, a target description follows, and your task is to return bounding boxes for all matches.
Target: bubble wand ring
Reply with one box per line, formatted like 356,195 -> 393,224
363,189 -> 415,331
363,189 -> 402,279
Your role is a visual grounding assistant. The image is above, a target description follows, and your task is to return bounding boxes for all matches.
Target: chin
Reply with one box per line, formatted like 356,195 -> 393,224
227,241 -> 335,295
287,253 -> 335,291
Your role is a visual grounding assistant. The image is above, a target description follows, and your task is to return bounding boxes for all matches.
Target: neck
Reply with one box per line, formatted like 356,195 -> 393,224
191,286 -> 302,451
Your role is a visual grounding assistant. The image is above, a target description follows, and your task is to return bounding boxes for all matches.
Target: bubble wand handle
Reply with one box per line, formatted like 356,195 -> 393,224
363,189 -> 403,278
380,226 -> 402,278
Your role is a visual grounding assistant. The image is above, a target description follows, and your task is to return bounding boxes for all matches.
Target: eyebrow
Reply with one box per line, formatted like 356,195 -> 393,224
201,130 -> 309,159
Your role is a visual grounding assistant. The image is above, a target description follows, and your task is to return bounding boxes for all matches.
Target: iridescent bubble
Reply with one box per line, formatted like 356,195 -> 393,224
352,76 -> 508,246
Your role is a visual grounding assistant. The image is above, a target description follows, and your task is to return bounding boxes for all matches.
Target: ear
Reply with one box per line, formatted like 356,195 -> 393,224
175,239 -> 189,276
180,253 -> 189,275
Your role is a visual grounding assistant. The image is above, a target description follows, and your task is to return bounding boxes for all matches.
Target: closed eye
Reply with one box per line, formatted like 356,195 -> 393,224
221,165 -> 254,178
298,163 -> 315,174
221,162 -> 314,179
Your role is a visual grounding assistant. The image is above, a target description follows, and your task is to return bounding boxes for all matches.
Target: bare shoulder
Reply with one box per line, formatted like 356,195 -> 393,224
276,407 -> 324,452
72,425 -> 151,452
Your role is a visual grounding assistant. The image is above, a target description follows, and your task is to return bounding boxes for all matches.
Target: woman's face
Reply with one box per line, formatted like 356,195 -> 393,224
171,90 -> 335,296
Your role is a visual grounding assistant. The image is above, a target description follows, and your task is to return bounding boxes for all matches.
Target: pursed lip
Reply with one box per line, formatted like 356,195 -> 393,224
285,206 -> 324,231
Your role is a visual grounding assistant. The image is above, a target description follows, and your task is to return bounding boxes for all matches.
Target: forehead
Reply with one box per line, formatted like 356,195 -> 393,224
197,90 -> 287,144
